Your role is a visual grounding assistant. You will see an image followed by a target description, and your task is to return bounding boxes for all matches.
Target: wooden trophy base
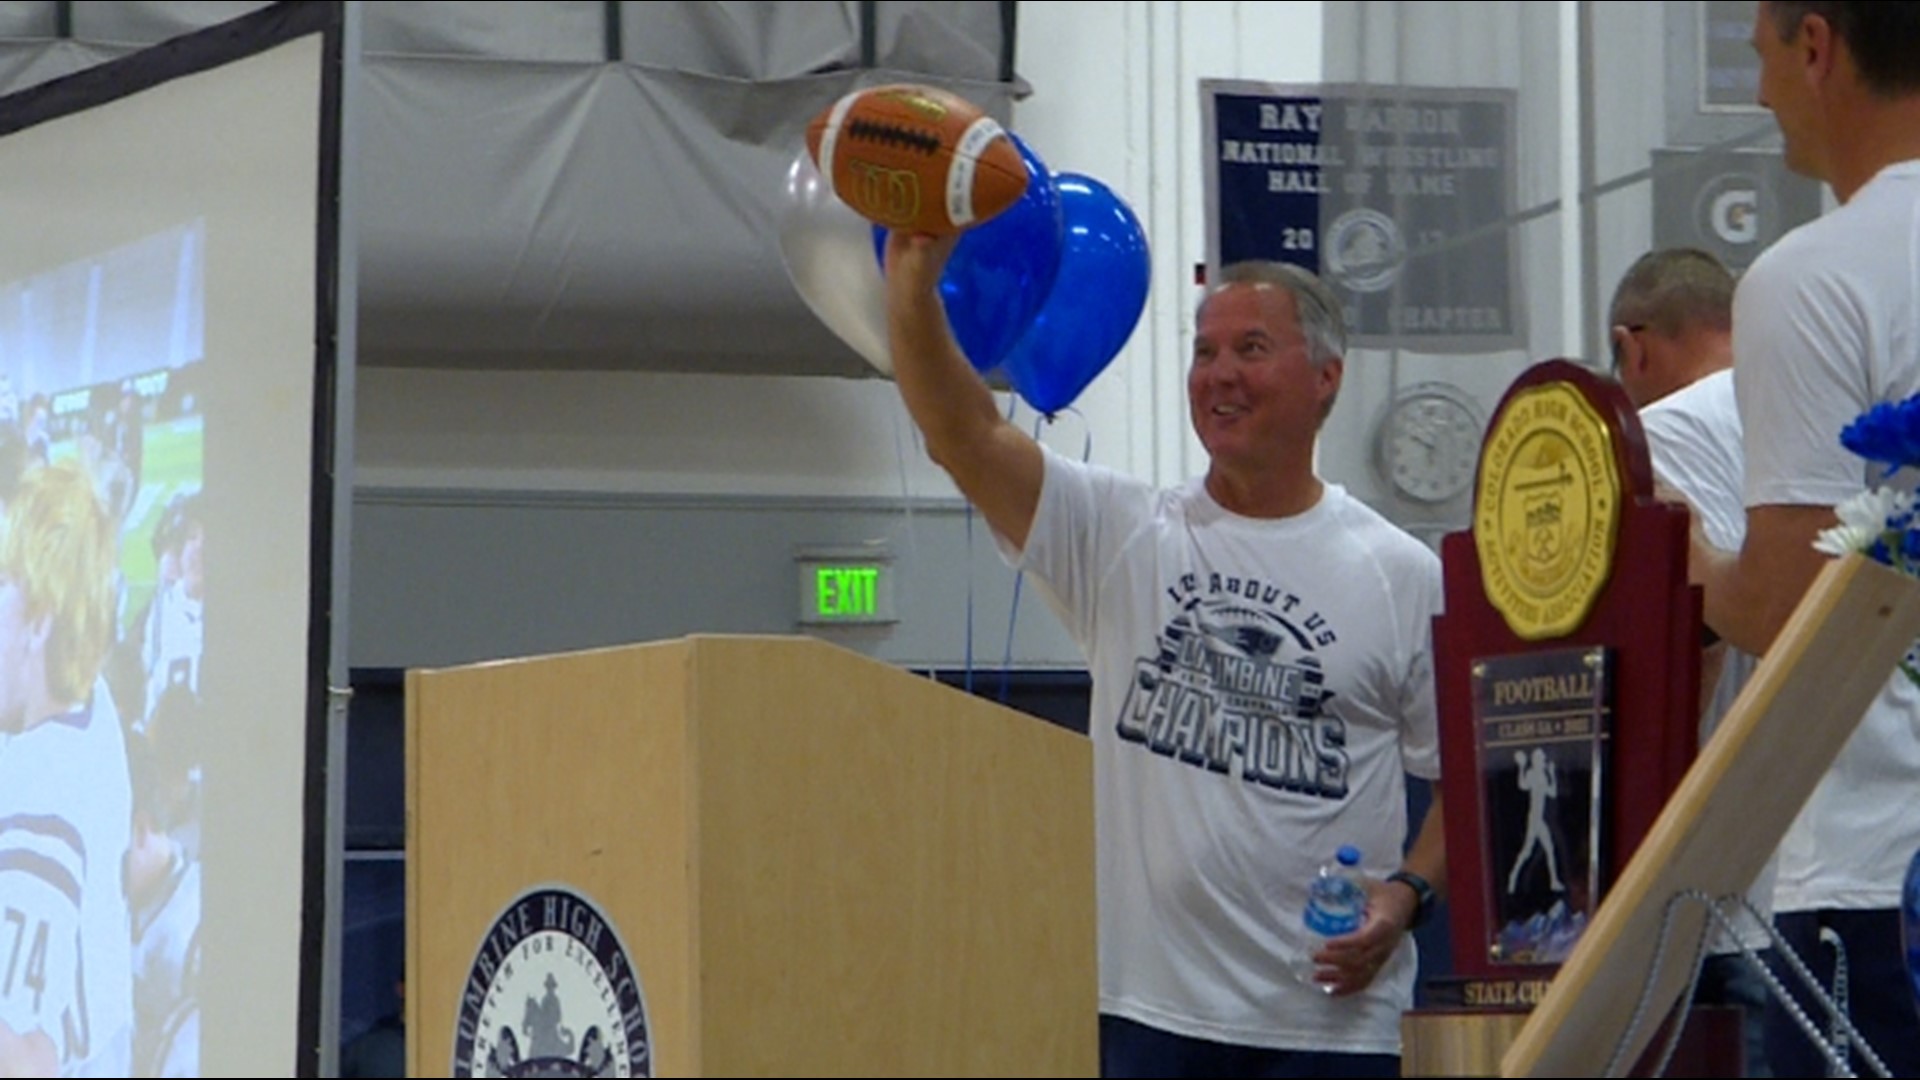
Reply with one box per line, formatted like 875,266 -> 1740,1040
1402,1009 -> 1531,1077
1402,1003 -> 1745,1078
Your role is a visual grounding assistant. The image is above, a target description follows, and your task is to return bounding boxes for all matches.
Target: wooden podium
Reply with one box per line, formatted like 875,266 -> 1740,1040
405,635 -> 1097,1078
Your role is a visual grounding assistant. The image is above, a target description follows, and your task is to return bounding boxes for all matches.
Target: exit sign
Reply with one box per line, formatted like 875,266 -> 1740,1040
795,547 -> 897,626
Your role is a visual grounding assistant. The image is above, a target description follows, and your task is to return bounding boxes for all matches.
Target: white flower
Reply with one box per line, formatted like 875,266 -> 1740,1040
1813,526 -> 1868,557
1814,487 -> 1914,556
1851,486 -> 1910,528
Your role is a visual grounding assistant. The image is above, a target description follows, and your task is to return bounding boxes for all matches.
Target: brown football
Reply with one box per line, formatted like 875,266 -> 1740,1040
806,84 -> 1029,236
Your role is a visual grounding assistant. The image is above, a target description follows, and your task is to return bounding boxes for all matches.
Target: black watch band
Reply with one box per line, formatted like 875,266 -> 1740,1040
1386,870 -> 1436,929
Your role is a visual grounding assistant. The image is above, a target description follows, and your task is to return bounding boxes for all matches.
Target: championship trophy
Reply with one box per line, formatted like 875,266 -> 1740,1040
1402,360 -> 1731,1075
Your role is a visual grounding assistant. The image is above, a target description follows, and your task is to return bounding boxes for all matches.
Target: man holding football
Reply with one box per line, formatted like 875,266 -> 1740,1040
883,227 -> 1446,1078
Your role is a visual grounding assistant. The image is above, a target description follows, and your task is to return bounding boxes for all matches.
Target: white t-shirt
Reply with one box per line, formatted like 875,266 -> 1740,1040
0,687 -> 134,1076
131,855 -> 200,1078
1001,447 -> 1442,1053
142,582 -> 202,728
1733,159 -> 1920,912
1638,369 -> 1774,949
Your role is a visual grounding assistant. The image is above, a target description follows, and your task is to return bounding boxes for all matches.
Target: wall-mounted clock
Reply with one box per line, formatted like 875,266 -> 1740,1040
1374,382 -> 1486,504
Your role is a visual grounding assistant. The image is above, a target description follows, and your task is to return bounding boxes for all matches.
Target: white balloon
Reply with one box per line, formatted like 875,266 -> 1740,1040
777,150 -> 893,376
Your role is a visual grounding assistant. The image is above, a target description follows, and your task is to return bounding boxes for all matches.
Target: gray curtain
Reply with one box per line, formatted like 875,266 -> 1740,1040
0,1 -> 1024,378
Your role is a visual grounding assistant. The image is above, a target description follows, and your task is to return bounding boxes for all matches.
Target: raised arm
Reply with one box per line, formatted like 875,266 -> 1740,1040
884,230 -> 1045,551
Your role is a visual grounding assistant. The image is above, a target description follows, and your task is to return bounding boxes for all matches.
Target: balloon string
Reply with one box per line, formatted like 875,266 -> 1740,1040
996,392 -> 1025,705
997,404 -> 1093,705
1001,573 -> 1022,705
890,405 -> 920,622
966,393 -> 1021,699
1065,406 -> 1094,463
964,502 -> 974,696
961,393 -> 1016,694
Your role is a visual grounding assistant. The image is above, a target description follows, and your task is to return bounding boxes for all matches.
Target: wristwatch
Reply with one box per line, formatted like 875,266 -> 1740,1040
1386,870 -> 1437,929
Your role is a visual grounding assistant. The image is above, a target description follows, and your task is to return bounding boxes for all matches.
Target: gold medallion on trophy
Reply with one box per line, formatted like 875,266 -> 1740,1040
1473,382 -> 1621,640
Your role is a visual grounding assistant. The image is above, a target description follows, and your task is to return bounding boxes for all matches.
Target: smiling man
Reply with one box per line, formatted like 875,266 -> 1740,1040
884,236 -> 1446,1078
1685,3 -> 1920,1074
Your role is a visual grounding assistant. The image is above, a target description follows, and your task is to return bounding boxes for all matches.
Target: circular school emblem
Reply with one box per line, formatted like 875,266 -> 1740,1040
452,886 -> 651,1078
1473,381 -> 1621,640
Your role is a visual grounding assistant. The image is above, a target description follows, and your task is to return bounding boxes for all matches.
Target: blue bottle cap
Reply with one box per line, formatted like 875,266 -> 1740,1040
1336,844 -> 1362,866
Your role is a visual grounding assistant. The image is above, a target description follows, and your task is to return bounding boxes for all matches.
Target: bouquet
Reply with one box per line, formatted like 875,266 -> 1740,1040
1820,394 -> 1920,685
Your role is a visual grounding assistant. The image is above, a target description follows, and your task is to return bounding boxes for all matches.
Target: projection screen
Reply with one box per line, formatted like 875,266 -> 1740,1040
0,3 -> 342,1075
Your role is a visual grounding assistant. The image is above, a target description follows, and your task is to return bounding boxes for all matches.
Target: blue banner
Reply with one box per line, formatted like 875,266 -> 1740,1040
1204,81 -> 1522,353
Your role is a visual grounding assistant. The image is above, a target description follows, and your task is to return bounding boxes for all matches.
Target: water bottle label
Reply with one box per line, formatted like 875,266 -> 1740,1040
1304,905 -> 1362,937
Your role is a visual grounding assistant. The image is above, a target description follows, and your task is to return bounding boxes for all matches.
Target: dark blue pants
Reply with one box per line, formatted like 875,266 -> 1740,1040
1696,950 -> 1774,1077
1762,909 -> 1920,1078
1099,1014 -> 1399,1079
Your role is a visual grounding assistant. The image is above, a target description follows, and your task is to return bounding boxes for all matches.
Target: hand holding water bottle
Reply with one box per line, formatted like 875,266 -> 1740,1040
1299,844 -> 1428,998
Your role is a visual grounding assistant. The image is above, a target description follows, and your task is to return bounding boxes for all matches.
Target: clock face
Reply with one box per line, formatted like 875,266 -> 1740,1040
1376,386 -> 1484,504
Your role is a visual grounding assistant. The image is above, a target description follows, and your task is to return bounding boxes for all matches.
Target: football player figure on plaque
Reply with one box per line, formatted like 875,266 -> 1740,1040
1476,647 -> 1606,968
1402,360 -> 1738,1075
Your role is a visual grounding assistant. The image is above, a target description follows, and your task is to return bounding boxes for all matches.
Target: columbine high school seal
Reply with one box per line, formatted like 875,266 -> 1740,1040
453,886 -> 651,1078
1472,381 -> 1621,640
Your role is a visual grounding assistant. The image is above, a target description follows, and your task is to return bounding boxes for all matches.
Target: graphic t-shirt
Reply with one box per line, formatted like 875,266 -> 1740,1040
1002,448 -> 1442,1053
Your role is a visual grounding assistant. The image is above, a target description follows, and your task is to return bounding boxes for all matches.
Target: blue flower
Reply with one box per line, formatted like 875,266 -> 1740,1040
1841,394 -> 1920,476
1829,391 -> 1920,687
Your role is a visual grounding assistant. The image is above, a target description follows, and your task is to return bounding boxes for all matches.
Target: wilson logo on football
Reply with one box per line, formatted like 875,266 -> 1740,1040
847,159 -> 921,225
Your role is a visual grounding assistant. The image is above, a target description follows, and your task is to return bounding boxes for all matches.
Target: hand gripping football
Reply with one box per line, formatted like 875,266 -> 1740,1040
806,84 -> 1029,236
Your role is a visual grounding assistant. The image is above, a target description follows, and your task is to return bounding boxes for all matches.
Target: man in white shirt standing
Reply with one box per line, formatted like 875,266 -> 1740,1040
884,232 -> 1448,1077
1693,4 -> 1920,1074
1611,246 -> 1773,1077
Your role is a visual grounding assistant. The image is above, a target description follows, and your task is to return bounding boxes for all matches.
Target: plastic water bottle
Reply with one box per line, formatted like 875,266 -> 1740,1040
1297,844 -> 1368,991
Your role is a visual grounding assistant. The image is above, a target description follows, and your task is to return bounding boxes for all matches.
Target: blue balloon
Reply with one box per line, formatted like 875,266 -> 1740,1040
874,133 -> 1063,373
998,173 -> 1151,415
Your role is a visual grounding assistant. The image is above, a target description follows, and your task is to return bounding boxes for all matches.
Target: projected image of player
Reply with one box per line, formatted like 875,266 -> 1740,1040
81,384 -> 142,532
0,420 -> 33,519
0,225 -> 204,1076
140,491 -> 202,726
108,489 -> 204,743
0,460 -> 136,1076
125,692 -> 200,1078
20,396 -> 49,472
